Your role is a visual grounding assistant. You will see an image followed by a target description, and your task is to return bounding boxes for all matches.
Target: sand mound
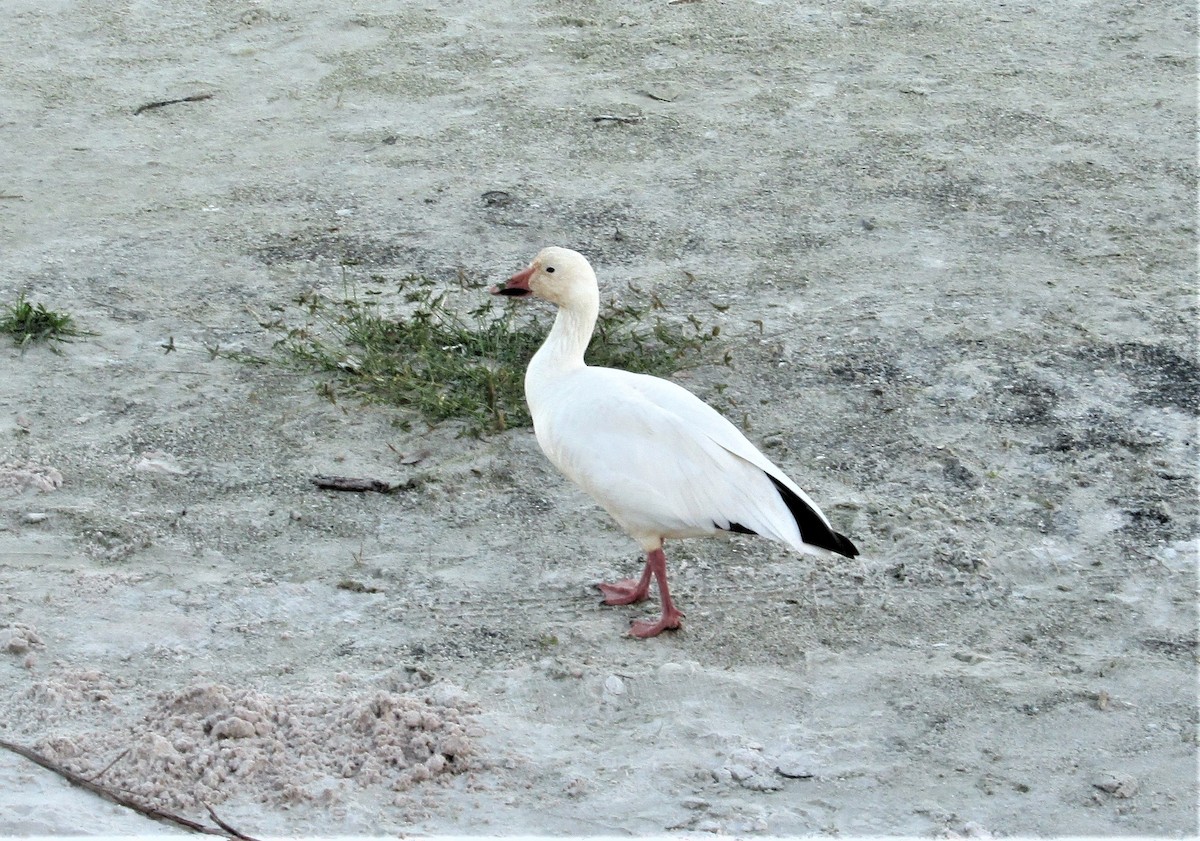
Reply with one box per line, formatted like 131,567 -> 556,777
35,680 -> 480,813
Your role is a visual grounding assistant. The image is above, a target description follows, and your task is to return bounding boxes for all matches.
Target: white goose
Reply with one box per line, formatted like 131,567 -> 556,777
490,247 -> 859,638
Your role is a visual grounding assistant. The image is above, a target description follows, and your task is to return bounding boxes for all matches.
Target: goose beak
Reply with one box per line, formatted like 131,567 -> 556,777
489,263 -> 535,297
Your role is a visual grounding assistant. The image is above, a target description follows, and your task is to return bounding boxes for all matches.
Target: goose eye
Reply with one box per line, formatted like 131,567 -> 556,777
545,266 -> 555,274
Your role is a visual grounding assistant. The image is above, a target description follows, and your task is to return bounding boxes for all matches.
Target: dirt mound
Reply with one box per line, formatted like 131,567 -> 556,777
35,680 -> 480,813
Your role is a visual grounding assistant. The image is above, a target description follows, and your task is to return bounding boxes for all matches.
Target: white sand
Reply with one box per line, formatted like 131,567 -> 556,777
0,0 -> 1196,837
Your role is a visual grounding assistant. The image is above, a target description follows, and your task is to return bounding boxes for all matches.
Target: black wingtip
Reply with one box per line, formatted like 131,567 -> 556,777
724,521 -> 758,535
768,475 -> 859,558
829,530 -> 860,559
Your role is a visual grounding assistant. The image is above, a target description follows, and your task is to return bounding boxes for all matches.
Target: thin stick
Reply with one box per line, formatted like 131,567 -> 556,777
83,747 -> 130,782
0,738 -> 247,839
205,803 -> 262,841
311,474 -> 404,493
133,93 -> 214,116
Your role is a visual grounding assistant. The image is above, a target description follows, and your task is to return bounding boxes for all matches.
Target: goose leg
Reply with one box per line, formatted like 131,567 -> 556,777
628,548 -> 684,638
592,544 -> 686,638
597,549 -> 684,637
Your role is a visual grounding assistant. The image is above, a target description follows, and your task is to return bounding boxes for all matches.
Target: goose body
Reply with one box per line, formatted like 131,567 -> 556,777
491,247 -> 858,637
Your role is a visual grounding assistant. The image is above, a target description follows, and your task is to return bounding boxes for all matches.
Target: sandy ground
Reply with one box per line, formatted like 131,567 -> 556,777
0,0 -> 1196,836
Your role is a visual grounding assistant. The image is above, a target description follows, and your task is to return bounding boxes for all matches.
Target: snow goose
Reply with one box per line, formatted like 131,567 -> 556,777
490,246 -> 859,638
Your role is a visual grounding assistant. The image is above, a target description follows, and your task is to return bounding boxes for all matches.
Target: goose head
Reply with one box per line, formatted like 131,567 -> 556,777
489,247 -> 598,310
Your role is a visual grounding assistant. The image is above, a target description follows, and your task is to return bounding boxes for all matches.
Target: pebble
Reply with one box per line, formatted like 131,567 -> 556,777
23,512 -> 49,523
953,650 -> 989,664
775,757 -> 816,779
211,716 -> 256,740
727,763 -> 755,782
603,674 -> 625,695
481,190 -> 514,207
1094,773 -> 1138,798
739,773 -> 782,791
134,451 -> 187,476
644,84 -> 682,102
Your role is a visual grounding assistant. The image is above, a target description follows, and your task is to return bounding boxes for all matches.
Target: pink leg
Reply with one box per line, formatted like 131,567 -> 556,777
597,548 -> 684,638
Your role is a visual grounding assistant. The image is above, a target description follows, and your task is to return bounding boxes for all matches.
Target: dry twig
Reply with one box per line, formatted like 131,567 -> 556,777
83,747 -> 130,782
0,738 -> 259,840
592,114 -> 643,125
205,803 -> 261,841
311,474 -> 405,493
133,93 -> 214,116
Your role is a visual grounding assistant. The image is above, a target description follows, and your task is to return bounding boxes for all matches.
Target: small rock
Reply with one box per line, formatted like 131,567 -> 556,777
481,190 -> 514,207
211,717 -> 256,740
709,767 -> 732,784
135,733 -> 182,763
739,772 -> 782,791
399,448 -> 430,465
727,763 -> 755,782
603,674 -> 625,695
953,650 -> 989,664
134,451 -> 187,476
729,748 -> 763,766
775,758 -> 816,779
644,85 -> 681,102
23,512 -> 48,523
681,796 -> 709,810
730,817 -> 770,833
1094,773 -> 1138,798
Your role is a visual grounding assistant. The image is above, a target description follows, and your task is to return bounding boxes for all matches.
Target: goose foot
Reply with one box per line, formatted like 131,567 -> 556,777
629,608 -> 684,638
597,578 -> 651,605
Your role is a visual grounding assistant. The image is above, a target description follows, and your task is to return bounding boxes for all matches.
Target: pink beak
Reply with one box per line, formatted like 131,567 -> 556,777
489,263 -> 535,297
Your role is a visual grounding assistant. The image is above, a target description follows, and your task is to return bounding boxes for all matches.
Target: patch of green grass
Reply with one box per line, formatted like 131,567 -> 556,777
0,294 -> 90,350
270,272 -> 725,437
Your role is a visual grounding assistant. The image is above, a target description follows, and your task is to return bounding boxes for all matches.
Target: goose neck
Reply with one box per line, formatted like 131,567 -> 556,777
537,302 -> 595,371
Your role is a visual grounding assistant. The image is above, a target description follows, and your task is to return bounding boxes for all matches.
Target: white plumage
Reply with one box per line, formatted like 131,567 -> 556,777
491,246 -> 858,637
